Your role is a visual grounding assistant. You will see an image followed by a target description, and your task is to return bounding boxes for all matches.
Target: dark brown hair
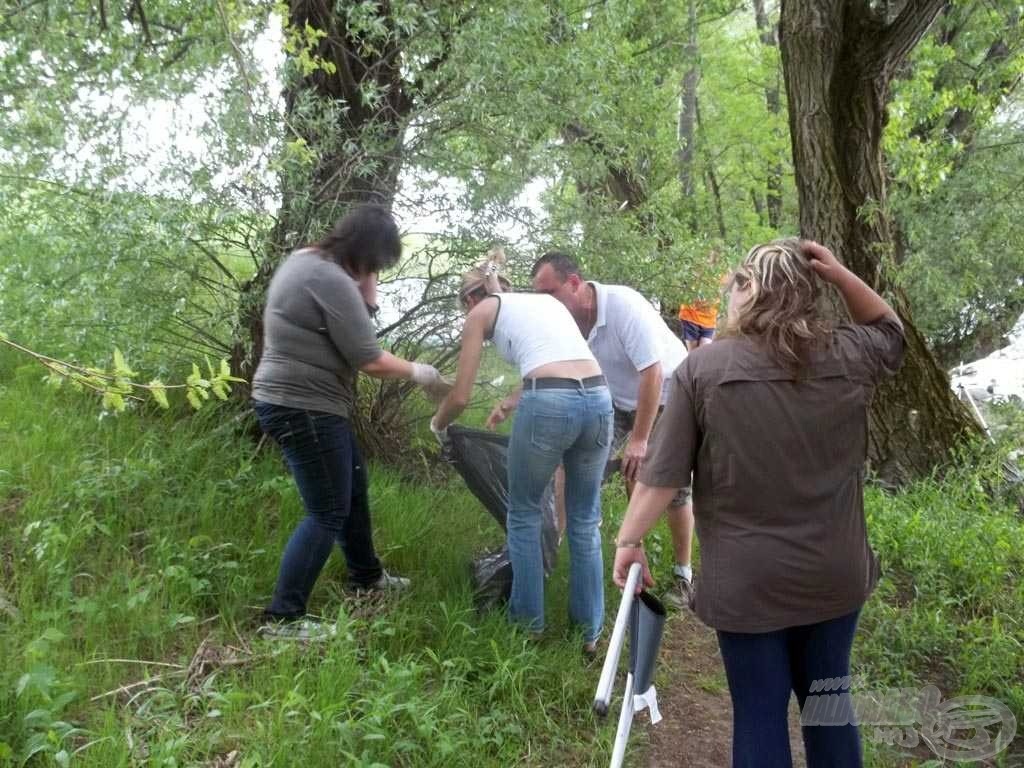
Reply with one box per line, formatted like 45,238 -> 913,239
315,204 -> 402,274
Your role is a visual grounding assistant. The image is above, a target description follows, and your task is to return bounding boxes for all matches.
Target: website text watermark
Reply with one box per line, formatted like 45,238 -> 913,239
801,679 -> 1016,761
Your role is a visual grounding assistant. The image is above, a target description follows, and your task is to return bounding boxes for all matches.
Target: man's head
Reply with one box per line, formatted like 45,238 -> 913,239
530,251 -> 587,314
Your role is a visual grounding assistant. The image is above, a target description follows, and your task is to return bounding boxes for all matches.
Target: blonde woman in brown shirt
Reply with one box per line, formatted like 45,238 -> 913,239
613,239 -> 905,768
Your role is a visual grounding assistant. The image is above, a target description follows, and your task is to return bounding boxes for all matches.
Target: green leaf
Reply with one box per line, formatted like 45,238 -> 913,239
187,363 -> 210,389
149,380 -> 169,409
101,391 -> 125,413
111,348 -> 136,377
40,628 -> 65,643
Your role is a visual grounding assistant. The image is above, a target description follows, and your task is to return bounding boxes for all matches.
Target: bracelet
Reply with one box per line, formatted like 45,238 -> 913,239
614,538 -> 643,549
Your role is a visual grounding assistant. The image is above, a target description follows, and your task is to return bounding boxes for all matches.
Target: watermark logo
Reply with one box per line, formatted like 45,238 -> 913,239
801,680 -> 1017,762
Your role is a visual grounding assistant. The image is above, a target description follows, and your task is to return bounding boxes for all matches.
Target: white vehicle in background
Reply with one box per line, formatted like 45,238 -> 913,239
949,313 -> 1024,441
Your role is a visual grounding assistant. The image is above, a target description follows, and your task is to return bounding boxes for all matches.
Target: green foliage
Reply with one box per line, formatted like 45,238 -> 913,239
856,448 -> 1024,719
1,0 -> 1020,382
426,1 -> 793,301
890,128 -> 1024,365
0,0 -> 267,175
0,337 -> 244,413
884,0 -> 1024,363
886,2 -> 1024,197
0,351 -> 623,765
0,175 -> 263,370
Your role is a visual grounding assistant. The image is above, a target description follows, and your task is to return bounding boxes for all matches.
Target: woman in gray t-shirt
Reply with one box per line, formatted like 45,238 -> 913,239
251,205 -> 449,641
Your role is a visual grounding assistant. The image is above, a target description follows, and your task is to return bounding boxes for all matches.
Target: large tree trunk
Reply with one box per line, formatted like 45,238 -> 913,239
779,0 -> 979,482
231,0 -> 411,386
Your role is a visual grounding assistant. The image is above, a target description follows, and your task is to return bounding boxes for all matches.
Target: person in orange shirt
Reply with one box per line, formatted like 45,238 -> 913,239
678,269 -> 730,350
678,299 -> 719,351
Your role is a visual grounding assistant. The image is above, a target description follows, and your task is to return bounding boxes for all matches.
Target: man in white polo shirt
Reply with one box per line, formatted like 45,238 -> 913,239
531,251 -> 694,610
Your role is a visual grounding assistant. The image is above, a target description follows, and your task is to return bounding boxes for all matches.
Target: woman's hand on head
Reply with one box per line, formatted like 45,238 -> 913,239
800,240 -> 844,283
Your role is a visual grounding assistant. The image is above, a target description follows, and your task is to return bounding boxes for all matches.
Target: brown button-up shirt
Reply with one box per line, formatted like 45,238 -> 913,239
640,317 -> 905,633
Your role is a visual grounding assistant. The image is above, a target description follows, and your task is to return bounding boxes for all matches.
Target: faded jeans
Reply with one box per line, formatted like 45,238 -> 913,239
506,384 -> 613,642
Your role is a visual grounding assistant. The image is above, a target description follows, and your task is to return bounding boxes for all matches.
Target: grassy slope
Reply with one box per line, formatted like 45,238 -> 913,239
1,347 -> 1022,766
0,351 -> 635,767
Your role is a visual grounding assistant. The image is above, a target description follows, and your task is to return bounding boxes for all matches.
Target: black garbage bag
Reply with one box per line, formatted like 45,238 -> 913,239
443,424 -> 560,610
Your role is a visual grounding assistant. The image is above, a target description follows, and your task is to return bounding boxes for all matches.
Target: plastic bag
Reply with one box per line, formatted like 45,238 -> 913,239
443,425 -> 560,610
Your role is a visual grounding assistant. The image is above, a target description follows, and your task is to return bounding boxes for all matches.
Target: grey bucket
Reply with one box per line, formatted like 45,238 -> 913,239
628,591 -> 667,692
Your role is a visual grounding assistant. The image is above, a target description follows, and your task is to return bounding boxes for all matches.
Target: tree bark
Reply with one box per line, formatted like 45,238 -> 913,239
677,0 -> 699,205
752,0 -> 783,228
779,0 -> 978,482
231,0 -> 412,385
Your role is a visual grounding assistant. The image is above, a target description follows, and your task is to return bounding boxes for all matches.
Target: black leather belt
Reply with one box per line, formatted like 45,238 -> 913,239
524,375 -> 607,390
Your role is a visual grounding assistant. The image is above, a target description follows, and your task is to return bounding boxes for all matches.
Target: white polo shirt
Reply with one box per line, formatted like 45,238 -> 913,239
587,282 -> 687,411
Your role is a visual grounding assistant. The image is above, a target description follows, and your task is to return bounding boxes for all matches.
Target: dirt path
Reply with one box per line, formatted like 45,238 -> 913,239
638,611 -> 806,768
634,613 -> 1022,768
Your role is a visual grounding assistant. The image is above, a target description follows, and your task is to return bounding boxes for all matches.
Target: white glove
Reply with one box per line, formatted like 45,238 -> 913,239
429,416 -> 449,445
410,361 -> 439,386
411,362 -> 454,403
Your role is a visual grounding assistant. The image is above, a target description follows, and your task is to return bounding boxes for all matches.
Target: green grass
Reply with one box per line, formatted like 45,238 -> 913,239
857,463 -> 1024,710
0,353 -> 636,767
2,346 -> 1023,767
855,452 -> 1024,767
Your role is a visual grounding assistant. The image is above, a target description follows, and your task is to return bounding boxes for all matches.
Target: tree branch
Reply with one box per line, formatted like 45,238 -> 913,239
130,0 -> 153,46
186,237 -> 241,289
877,0 -> 948,71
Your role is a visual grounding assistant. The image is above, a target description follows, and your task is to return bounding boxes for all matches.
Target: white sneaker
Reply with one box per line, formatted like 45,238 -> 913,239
352,570 -> 410,594
257,618 -> 337,642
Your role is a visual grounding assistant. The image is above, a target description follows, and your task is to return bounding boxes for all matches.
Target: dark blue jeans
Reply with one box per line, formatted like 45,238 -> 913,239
716,609 -> 862,768
254,402 -> 382,619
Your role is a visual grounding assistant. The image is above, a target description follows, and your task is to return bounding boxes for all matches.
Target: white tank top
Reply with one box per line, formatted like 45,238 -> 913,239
489,293 -> 596,376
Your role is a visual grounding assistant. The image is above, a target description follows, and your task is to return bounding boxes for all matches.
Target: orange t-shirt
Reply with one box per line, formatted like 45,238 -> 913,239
678,299 -> 719,328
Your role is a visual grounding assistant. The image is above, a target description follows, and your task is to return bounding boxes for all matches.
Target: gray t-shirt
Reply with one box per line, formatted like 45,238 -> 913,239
251,248 -> 382,418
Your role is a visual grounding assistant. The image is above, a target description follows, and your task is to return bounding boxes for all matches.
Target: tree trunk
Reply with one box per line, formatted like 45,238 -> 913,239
231,0 -> 411,386
677,0 -> 699,205
752,0 -> 783,228
697,101 -> 727,240
779,0 -> 978,482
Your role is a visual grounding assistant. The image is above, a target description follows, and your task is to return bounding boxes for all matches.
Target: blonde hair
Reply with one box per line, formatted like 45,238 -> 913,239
459,246 -> 510,307
724,237 -> 831,373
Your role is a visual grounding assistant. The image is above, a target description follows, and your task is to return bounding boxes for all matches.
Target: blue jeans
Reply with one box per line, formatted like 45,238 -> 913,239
506,385 -> 612,642
716,609 -> 862,768
680,319 -> 715,342
253,401 -> 383,619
